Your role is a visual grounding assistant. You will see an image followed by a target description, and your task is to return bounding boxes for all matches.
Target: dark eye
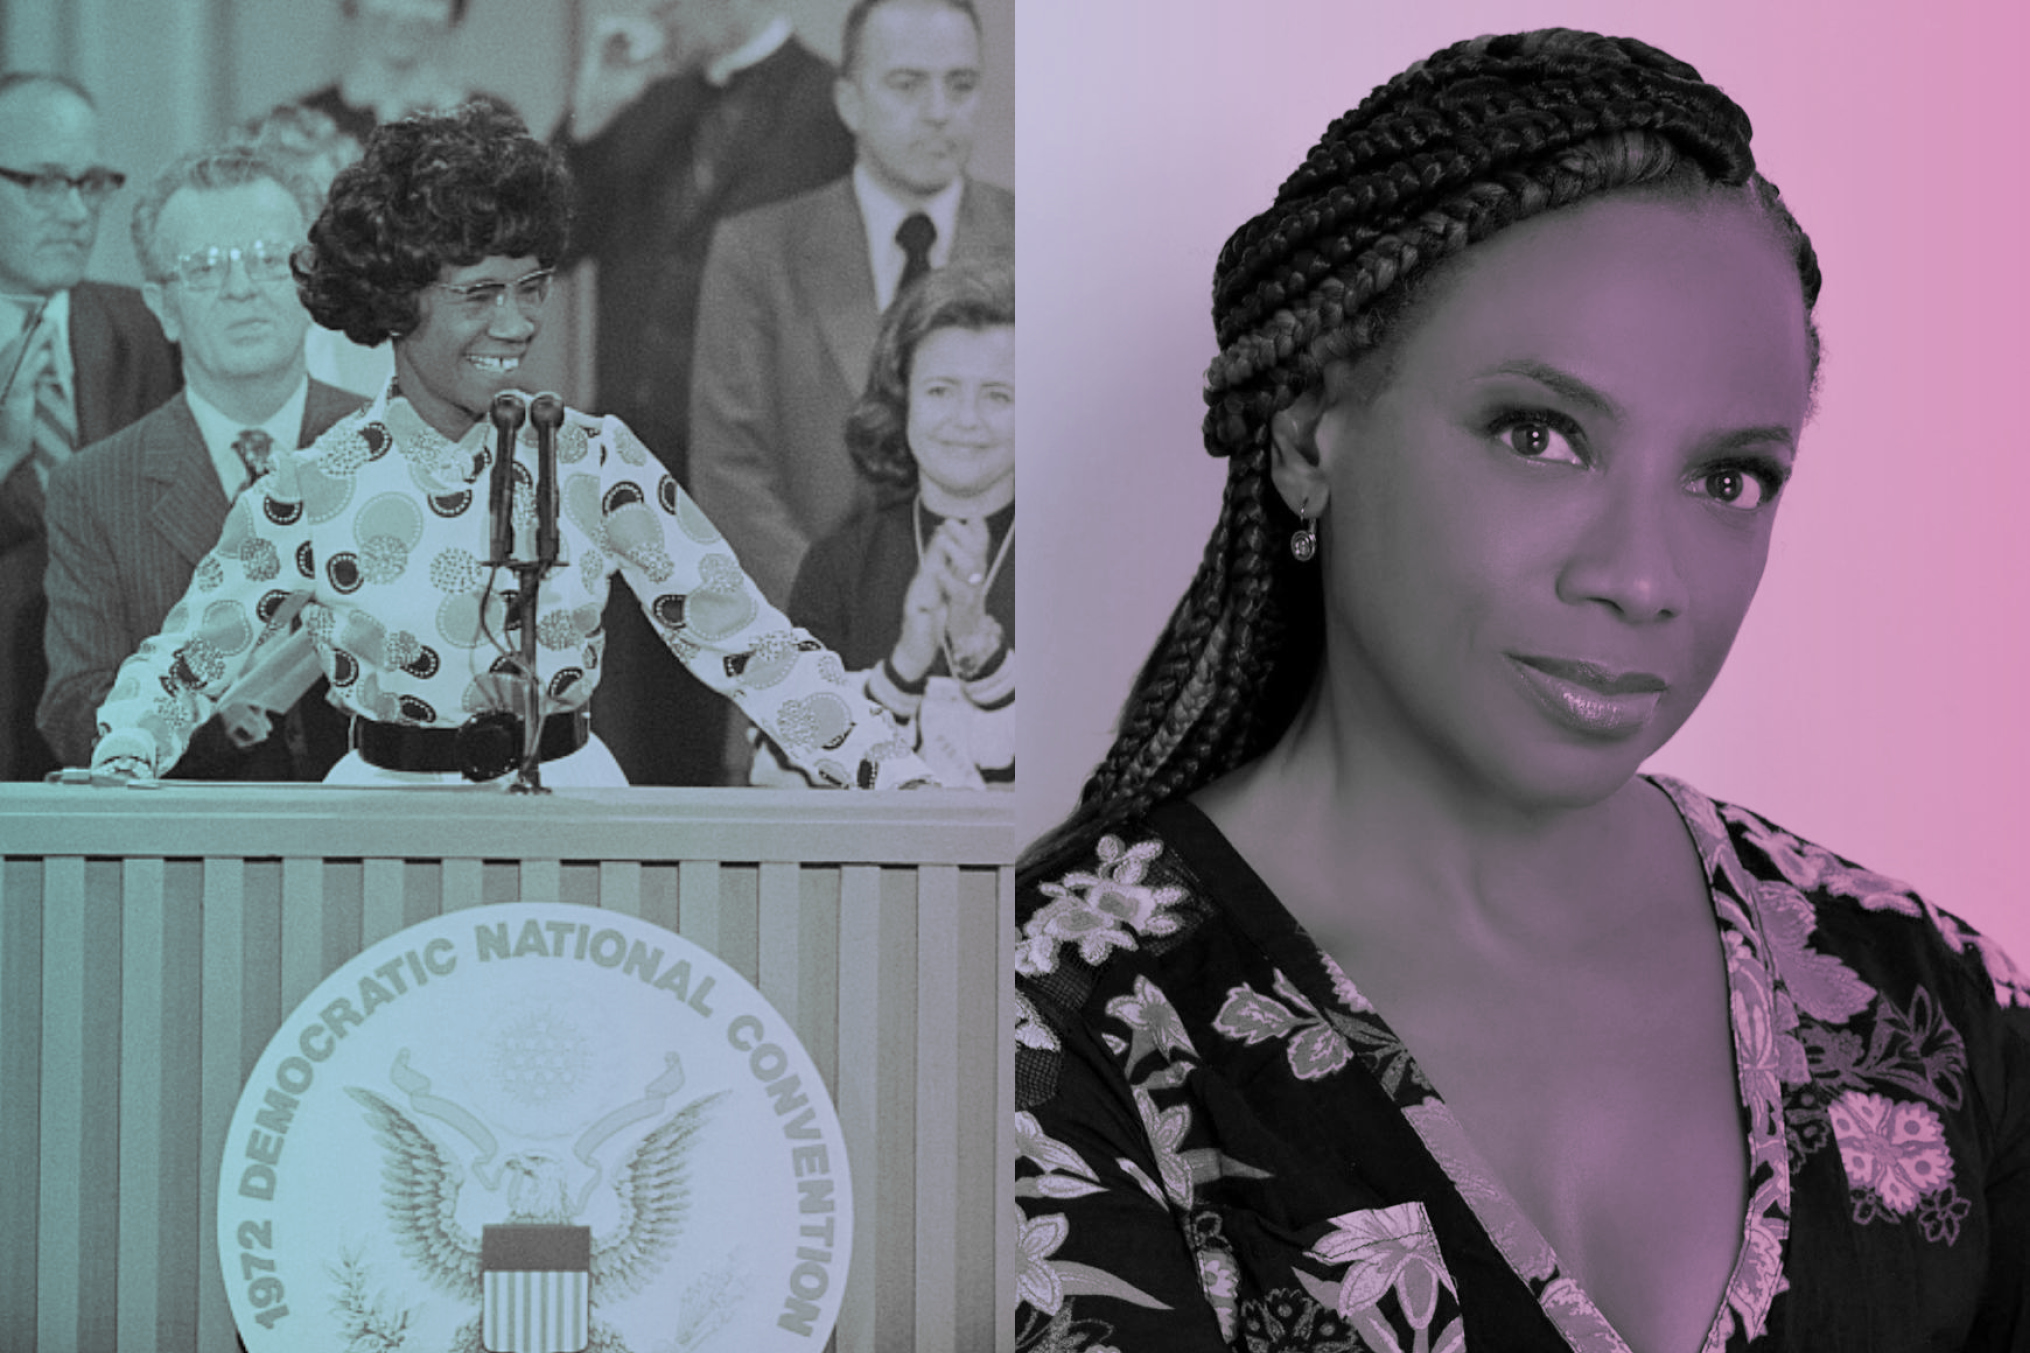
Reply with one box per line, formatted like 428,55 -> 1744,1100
1492,412 -> 1583,466
1695,464 -> 1782,510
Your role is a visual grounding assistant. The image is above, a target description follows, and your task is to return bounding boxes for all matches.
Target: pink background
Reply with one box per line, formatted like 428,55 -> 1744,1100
1016,2 -> 2030,965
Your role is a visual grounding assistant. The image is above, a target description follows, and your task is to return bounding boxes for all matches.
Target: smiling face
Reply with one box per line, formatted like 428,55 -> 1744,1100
907,323 -> 1013,516
836,0 -> 981,201
1279,191 -> 1812,810
392,254 -> 542,438
0,82 -> 104,297
143,180 -> 311,397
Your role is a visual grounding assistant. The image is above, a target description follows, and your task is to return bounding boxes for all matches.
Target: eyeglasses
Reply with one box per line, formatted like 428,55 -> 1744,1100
159,240 -> 297,291
428,268 -> 555,317
0,164 -> 127,206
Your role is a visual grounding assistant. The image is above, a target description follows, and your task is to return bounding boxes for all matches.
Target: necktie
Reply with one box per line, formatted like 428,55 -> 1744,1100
234,428 -> 274,492
25,324 -> 75,486
895,213 -> 937,307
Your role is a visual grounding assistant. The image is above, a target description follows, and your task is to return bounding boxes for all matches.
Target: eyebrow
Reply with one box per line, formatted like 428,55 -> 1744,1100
1478,359 -> 1796,451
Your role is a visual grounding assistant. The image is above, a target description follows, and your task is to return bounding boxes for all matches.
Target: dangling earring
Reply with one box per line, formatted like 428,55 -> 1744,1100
1290,494 -> 1318,562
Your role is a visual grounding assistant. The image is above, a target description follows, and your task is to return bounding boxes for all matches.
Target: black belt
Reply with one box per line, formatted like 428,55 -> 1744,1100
352,709 -> 590,780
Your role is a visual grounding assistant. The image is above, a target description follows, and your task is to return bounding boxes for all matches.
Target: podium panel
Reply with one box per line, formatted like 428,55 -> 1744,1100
0,785 -> 1016,1353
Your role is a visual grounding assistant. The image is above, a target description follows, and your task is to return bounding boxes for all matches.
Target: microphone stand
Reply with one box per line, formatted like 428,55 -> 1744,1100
484,392 -> 548,794
503,393 -> 565,794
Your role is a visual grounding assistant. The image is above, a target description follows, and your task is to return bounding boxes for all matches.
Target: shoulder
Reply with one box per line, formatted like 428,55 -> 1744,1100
1015,811 -> 1242,1109
955,179 -> 1014,256
303,380 -> 370,441
715,176 -> 853,245
761,36 -> 841,89
816,494 -> 911,552
71,279 -> 148,319
962,177 -> 1015,220
70,281 -> 162,340
57,394 -> 180,484
288,402 -> 385,472
793,496 -> 907,582
1658,775 -> 2030,1016
1016,812 -> 1223,988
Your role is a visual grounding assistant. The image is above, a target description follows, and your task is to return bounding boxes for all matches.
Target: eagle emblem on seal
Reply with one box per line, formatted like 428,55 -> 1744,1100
345,1049 -> 724,1353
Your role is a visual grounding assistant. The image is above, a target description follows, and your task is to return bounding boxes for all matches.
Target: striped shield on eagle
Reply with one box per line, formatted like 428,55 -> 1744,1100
482,1223 -> 591,1353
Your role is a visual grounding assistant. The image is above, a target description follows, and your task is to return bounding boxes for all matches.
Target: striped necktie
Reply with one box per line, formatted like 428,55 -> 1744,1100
234,428 -> 274,492
24,323 -> 75,485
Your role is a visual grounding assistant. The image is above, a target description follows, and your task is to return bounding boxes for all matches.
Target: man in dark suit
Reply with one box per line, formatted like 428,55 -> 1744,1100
39,145 -> 358,778
690,0 -> 1014,611
0,73 -> 180,779
559,0 -> 856,784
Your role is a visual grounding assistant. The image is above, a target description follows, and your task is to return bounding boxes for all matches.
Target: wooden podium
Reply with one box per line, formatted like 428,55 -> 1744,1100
0,783 -> 1016,1352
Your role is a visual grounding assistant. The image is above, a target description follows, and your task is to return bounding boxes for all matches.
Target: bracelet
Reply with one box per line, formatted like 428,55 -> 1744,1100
96,754 -> 153,780
947,616 -> 1006,682
883,655 -> 929,696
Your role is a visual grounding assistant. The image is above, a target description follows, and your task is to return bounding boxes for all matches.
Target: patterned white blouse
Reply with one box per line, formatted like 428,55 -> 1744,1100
91,385 -> 929,788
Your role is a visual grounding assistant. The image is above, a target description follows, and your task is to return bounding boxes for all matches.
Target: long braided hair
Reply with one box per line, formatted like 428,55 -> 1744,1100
1025,29 -> 1823,872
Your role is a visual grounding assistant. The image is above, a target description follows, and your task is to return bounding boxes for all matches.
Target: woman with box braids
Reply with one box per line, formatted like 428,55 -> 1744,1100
1015,27 -> 2029,1353
1043,29 -> 1823,859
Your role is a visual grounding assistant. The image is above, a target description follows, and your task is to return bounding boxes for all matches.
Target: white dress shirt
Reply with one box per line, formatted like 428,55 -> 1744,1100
0,289 -> 71,483
851,165 -> 964,312
183,378 -> 310,500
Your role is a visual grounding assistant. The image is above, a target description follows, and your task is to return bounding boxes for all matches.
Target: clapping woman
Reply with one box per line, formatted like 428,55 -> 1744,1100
1015,29 -> 2029,1351
767,260 -> 1014,787
91,104 -> 926,789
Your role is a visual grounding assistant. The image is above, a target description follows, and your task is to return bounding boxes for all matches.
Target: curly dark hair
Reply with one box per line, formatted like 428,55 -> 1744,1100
293,102 -> 571,345
1026,28 -> 1824,871
844,257 -> 1014,492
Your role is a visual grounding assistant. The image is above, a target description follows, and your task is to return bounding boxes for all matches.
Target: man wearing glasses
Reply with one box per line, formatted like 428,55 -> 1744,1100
0,72 -> 180,780
37,146 -> 359,779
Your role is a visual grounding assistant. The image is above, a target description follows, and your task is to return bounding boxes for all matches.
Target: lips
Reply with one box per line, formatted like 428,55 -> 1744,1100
1513,656 -> 1667,696
469,355 -> 522,373
1508,654 -> 1668,738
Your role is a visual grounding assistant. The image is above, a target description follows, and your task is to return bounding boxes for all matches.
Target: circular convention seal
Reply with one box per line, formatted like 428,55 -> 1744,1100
217,903 -> 851,1353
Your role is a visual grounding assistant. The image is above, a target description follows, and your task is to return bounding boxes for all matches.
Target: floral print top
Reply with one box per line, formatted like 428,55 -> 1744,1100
91,384 -> 929,788
1013,777 -> 2030,1351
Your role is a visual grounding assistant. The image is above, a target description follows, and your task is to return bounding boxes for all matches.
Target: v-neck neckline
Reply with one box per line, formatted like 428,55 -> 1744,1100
1149,773 -> 1791,1351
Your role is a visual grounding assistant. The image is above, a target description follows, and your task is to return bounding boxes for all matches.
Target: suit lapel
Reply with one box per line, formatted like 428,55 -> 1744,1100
802,183 -> 883,395
951,179 -> 1013,261
300,379 -> 366,445
145,398 -> 231,571
67,284 -> 114,448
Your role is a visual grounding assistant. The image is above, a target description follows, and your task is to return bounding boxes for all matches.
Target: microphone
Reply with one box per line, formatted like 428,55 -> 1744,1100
488,392 -> 527,565
529,393 -> 564,568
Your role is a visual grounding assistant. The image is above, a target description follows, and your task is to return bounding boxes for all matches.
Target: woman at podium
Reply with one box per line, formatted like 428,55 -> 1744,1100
89,104 -> 929,789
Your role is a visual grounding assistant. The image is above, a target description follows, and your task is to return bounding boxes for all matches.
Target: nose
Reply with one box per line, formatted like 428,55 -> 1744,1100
488,297 -> 539,342
1554,475 -> 1690,625
219,251 -> 259,298
945,386 -> 986,429
51,182 -> 93,224
922,81 -> 953,124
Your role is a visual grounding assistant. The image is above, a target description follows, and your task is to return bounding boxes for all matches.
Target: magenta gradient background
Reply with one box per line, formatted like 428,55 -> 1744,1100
1016,2 -> 2030,965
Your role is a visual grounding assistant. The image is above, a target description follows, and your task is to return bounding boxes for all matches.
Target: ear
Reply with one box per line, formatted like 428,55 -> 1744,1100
141,281 -> 180,346
1268,384 -> 1330,521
